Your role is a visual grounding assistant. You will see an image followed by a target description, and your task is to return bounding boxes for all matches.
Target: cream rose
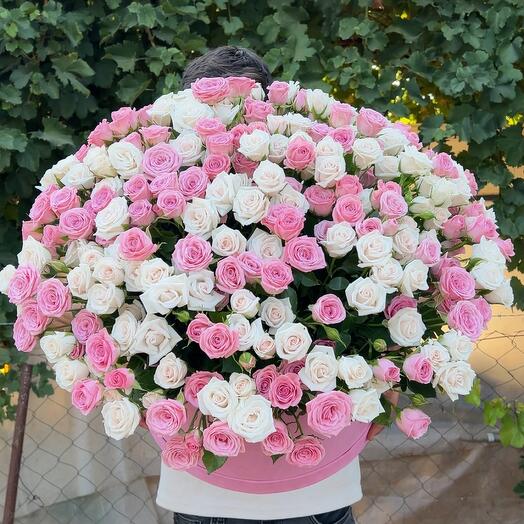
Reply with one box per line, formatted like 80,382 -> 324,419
388,307 -> 425,347
314,154 -> 346,188
67,263 -> 94,299
374,155 -> 400,180
86,282 -> 125,315
40,332 -> 77,364
93,257 -> 125,286
470,261 -> 505,291
370,258 -> 403,291
111,311 -> 139,353
95,197 -> 129,240
321,222 -> 357,258
182,197 -> 220,239
267,115 -> 288,134
345,277 -> 387,316
285,113 -> 312,135
356,231 -> 393,268
349,388 -> 385,423
338,355 -> 374,389
0,265 -> 16,294
439,330 -> 473,361
154,353 -> 188,389
392,226 -> 420,263
101,398 -> 140,440
230,289 -> 260,319
274,322 -> 312,362
206,172 -> 249,216
107,141 -> 143,179
485,279 -> 514,308
471,237 -> 506,266
138,258 -> 173,291
229,373 -> 256,399
61,163 -> 95,189
432,361 -> 476,401
420,341 -> 450,369
149,92 -> 178,125
171,98 -> 214,133
83,146 -> 117,178
352,137 -> 383,169
228,395 -> 275,443
197,377 -> 238,421
268,133 -> 289,163
377,127 -> 409,156
140,274 -> 189,315
233,187 -> 270,226
238,129 -> 270,161
213,101 -> 240,125
399,259 -> 429,297
399,145 -> 432,176
187,270 -> 223,311
253,333 -> 277,360
272,184 -> 309,213
259,297 -> 295,333
170,131 -> 204,166
17,237 -> 52,272
299,345 -> 338,392
54,358 -> 89,391
38,155 -> 79,189
253,160 -> 286,195
211,225 -> 247,257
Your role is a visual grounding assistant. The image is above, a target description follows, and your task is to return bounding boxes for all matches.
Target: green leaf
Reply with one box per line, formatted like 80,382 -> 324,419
483,398 -> 508,427
328,277 -> 349,291
499,413 -> 517,447
0,85 -> 22,105
271,454 -> 283,463
116,73 -> 151,105
464,378 -> 481,407
33,118 -> 74,147
321,325 -> 343,344
105,42 -> 141,73
0,128 -> 28,152
408,381 -> 437,398
218,16 -> 243,35
202,450 -> 227,474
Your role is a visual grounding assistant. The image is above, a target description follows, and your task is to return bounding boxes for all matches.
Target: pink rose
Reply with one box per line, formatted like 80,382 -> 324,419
124,175 -> 152,202
22,220 -> 43,241
29,192 -> 55,224
215,256 -> 246,294
88,119 -> 113,145
162,434 -> 202,470
261,204 -> 305,240
71,379 -> 103,415
184,370 -> 222,407
308,123 -> 332,143
313,220 -> 334,242
253,365 -> 279,398
50,187 -> 80,215
304,186 -> 336,217
439,267 -> 476,301
140,125 -> 171,146
268,373 -> 302,409
279,359 -> 306,375
260,259 -> 293,295
462,201 -> 485,218
403,354 -> 433,384
129,199 -> 155,226
148,173 -> 179,196
230,124 -> 250,148
137,105 -> 152,125
8,265 -> 40,305
109,107 -> 138,136
206,132 -> 234,156
118,227 -> 157,261
70,342 -> 85,359
199,323 -> 240,359
36,278 -> 71,318
203,421 -> 245,457
379,191 -> 408,220
202,154 -> 231,180
13,316 -> 36,352
306,391 -> 353,437
122,132 -> 143,150
104,368 -> 135,390
285,436 -> 325,467
244,98 -> 275,123
238,252 -> 263,282
431,254 -> 461,279
262,420 -> 294,456
284,137 -> 315,171
442,215 -> 465,240
191,77 -> 230,104
227,77 -> 256,98
382,218 -> 399,236
19,299 -> 49,335
146,399 -> 187,437
415,235 -> 441,267
155,189 -> 186,218
231,152 -> 258,177
143,143 -> 181,179
494,237 -> 514,260
90,186 -> 116,213
293,89 -> 307,111
172,235 -> 212,272
396,408 -> 431,439
285,177 -> 303,192
447,300 -> 484,341
329,126 -> 356,152
332,194 -> 364,225
432,153 -> 459,178
311,294 -> 346,325
384,295 -> 418,320
356,108 -> 388,136
355,218 -> 383,237
283,236 -> 327,272
267,81 -> 290,105
464,169 -> 478,195
72,310 -> 102,344
373,358 -> 401,383
75,144 -> 89,161
196,117 -> 226,138
393,122 -> 421,148
465,215 -> 498,242
187,313 -> 214,343
335,175 -> 363,198
472,297 -> 492,327
329,102 -> 357,128
58,208 -> 94,240
85,328 -> 119,373
370,180 -> 402,209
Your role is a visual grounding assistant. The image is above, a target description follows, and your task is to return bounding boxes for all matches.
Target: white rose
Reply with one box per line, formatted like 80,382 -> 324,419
61,163 -> 95,189
38,155 -> 79,189
17,237 -> 52,272
93,256 -> 125,286
40,332 -> 77,364
420,341 -> 450,369
253,333 -> 277,360
306,88 -> 331,118
267,115 -> 288,134
314,154 -> 346,188
253,160 -> 286,195
439,330 -> 473,361
470,261 -> 505,291
229,373 -> 256,399
149,92 -> 179,125
228,395 -> 275,443
233,187 -> 270,226
101,398 -> 140,440
213,101 -> 241,125
111,311 -> 139,353
86,282 -> 124,315
399,259 -> 429,297
349,389 -> 385,423
274,322 -> 312,362
417,175 -> 457,207
230,289 -> 260,319
78,244 -> 104,270
54,358 -> 89,391
259,297 -> 295,333
187,270 -> 223,311
388,307 -> 426,347
377,127 -> 409,156
118,299 -> 145,321
285,113 -> 312,135
321,222 -> 357,258
360,188 -> 373,215
470,236 -> 504,266
272,184 -> 309,213
374,155 -> 400,180
352,138 -> 383,169
107,141 -> 143,179
123,261 -> 143,292
356,231 -> 393,268
247,229 -> 283,260
315,136 -> 343,157
141,391 -> 165,409
238,129 -> 270,161
140,274 -> 189,315
409,195 -> 435,217
197,377 -> 238,421
345,277 -> 387,316
170,131 -> 203,166
0,264 -> 16,294
227,314 -> 258,351
154,353 -> 188,389
95,197 -> 129,240
138,258 -> 173,290
171,98 -> 214,133
268,133 -> 289,163
67,263 -> 94,299
299,345 -> 338,392
250,83 -> 265,100
485,279 -> 514,308
83,146 -> 117,178
337,355 -> 373,389
130,313 -> 182,365
212,225 -> 247,257
63,239 -> 86,268
182,197 -> 220,239
370,258 -> 403,291
432,361 -> 476,401
94,176 -> 124,196
399,145 -> 432,176
392,226 -> 419,263
206,171 -> 249,216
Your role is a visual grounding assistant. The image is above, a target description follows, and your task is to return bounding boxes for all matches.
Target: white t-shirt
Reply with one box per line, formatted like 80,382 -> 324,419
156,458 -> 362,519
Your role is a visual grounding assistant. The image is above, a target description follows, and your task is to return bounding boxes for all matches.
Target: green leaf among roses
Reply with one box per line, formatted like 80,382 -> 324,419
202,450 -> 227,474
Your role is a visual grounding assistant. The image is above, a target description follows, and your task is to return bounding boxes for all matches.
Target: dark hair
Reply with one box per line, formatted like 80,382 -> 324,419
182,46 -> 273,91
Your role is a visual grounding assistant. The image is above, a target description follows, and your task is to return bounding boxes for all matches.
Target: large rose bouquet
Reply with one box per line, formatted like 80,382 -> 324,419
1,77 -> 514,473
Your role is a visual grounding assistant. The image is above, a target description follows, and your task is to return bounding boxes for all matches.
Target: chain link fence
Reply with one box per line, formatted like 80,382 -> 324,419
1,306 -> 523,524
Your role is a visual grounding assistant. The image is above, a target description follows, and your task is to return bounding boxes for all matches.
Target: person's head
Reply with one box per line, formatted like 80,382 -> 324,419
182,46 -> 272,92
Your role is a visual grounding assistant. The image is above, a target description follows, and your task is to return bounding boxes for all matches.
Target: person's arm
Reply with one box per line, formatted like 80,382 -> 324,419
366,389 -> 400,441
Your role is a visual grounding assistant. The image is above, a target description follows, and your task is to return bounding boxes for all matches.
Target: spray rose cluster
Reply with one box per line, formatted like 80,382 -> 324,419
1,77 -> 514,472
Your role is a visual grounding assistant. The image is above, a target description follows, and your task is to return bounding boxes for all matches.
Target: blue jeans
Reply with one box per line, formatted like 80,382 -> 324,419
174,506 -> 355,524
